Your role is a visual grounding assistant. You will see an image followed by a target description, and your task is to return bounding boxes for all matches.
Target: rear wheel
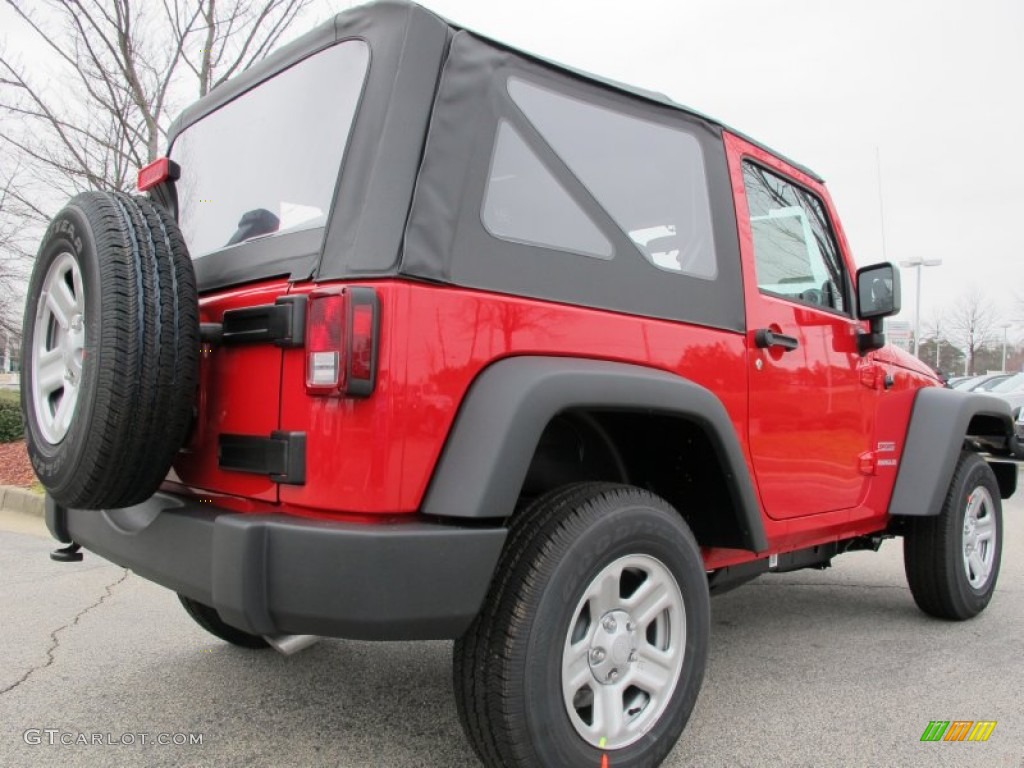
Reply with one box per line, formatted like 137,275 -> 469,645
178,595 -> 269,649
453,483 -> 709,768
904,452 -> 1002,620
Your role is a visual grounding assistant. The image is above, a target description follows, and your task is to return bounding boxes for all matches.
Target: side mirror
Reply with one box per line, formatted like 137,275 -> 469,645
857,262 -> 901,319
855,262 -> 901,354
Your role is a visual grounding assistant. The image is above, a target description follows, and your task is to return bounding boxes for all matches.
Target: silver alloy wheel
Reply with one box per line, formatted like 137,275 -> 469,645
962,485 -> 997,589
561,554 -> 686,750
31,251 -> 86,444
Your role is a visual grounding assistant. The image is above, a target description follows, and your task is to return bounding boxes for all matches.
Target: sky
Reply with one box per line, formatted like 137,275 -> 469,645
3,0 -> 1023,338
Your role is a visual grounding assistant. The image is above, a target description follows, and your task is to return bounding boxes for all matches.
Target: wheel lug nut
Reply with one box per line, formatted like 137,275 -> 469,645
602,616 -> 617,632
628,650 -> 638,663
626,621 -> 636,632
607,668 -> 619,682
590,647 -> 606,663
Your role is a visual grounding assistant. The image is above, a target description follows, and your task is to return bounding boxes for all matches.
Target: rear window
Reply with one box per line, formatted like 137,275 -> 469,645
170,41 -> 369,258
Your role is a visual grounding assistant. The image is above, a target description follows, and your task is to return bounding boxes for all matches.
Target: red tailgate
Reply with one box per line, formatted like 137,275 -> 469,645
172,280 -> 289,502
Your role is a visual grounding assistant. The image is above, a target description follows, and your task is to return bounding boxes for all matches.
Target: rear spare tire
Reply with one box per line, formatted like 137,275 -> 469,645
20,191 -> 199,509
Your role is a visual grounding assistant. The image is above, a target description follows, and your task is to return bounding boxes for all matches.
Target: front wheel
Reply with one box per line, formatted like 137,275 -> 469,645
1010,435 -> 1024,460
453,483 -> 709,768
904,452 -> 1003,620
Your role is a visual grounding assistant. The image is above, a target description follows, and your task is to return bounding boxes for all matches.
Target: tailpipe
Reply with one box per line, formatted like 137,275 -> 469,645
263,634 -> 320,656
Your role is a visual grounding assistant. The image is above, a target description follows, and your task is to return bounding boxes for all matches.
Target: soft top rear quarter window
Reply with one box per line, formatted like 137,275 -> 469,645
402,31 -> 746,332
505,77 -> 717,279
482,120 -> 614,259
171,40 -> 369,259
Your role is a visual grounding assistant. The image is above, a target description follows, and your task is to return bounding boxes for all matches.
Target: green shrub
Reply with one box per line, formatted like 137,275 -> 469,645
0,395 -> 23,442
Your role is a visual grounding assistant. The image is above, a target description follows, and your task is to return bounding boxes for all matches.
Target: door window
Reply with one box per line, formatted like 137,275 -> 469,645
742,162 -> 848,312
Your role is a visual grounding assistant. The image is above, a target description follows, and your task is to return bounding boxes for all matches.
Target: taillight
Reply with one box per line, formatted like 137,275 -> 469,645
305,287 -> 379,397
306,293 -> 346,392
349,303 -> 374,381
137,156 -> 180,192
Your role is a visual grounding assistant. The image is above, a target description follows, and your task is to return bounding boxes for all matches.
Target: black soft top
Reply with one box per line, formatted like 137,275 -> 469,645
168,0 -> 820,182
173,0 -> 807,333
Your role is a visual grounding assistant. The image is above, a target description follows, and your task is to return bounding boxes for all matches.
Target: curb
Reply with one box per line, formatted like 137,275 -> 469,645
0,485 -> 45,518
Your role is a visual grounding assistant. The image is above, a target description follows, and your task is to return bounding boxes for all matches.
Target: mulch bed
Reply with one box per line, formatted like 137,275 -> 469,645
0,441 -> 36,488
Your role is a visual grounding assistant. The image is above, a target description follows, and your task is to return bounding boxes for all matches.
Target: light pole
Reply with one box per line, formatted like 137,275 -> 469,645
1002,323 -> 1011,372
898,258 -> 942,359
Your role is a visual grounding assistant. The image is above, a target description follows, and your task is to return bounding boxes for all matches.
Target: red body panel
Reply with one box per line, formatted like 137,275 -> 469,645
169,132 -> 939,572
172,280 -> 289,502
276,281 -> 750,514
725,133 -> 875,519
720,131 -> 935,553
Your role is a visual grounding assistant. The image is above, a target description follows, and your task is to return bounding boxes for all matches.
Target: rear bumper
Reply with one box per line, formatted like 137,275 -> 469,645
51,493 -> 506,640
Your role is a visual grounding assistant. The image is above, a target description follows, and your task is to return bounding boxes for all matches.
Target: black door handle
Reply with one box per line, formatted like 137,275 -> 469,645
754,328 -> 799,351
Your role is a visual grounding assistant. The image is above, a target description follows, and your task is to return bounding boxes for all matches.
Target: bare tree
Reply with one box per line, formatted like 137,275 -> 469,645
943,290 -> 1002,375
0,0 -> 319,341
0,166 -> 34,338
918,316 -> 964,375
0,0 -> 315,195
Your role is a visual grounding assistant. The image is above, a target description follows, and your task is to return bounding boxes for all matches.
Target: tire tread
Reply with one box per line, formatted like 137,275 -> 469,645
22,191 -> 199,509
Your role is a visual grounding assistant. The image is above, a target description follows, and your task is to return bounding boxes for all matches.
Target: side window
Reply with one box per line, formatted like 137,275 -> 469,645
742,162 -> 848,312
482,121 -> 613,259
503,78 -> 717,279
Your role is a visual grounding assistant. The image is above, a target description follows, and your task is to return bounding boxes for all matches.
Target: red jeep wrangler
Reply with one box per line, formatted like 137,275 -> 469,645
20,2 -> 1016,766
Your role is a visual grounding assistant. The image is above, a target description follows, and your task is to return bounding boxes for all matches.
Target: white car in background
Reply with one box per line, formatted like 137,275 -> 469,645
986,373 -> 1024,456
1016,410 -> 1024,455
951,373 -> 1013,392
988,373 -> 1024,408
972,373 -> 1013,391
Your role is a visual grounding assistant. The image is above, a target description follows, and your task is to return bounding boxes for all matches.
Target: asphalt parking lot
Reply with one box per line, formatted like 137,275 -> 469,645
1,498 -> 1021,768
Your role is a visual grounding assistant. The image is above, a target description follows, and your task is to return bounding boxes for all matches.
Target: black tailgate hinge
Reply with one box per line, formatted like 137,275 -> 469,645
203,295 -> 307,348
218,431 -> 307,485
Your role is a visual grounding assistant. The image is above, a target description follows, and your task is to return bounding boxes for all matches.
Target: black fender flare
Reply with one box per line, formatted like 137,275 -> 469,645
889,387 -> 1015,517
421,356 -> 767,552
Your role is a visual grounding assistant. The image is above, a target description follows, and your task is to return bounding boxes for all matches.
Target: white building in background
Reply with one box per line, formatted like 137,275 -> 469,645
885,320 -> 912,353
0,330 -> 20,375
